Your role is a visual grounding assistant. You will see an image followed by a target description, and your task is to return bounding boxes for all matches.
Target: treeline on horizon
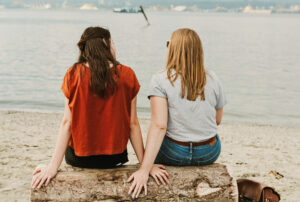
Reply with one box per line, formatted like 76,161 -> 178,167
1,0 -> 300,9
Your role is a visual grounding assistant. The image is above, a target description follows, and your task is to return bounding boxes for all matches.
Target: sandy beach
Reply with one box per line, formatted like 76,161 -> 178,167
0,110 -> 299,201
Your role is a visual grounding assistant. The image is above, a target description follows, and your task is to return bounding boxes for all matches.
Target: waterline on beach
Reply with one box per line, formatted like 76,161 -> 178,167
0,10 -> 300,127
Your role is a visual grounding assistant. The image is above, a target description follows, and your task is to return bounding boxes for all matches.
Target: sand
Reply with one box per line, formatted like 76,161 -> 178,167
0,110 -> 299,201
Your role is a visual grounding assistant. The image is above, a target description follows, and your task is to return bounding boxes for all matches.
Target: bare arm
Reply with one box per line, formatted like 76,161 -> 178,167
127,96 -> 168,198
140,96 -> 168,171
32,97 -> 72,189
216,108 -> 223,125
49,97 -> 72,170
129,96 -> 144,164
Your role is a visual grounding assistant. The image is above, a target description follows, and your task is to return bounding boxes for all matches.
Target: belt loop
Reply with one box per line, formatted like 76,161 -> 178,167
189,142 -> 192,154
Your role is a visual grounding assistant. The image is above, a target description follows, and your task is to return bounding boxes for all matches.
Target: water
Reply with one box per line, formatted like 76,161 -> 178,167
0,9 -> 300,126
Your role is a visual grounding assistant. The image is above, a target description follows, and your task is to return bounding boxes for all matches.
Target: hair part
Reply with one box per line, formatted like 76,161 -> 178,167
166,28 -> 206,101
71,26 -> 120,98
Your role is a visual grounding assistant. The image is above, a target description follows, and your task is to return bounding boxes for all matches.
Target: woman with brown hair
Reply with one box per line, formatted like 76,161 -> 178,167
128,28 -> 227,198
31,26 -> 167,189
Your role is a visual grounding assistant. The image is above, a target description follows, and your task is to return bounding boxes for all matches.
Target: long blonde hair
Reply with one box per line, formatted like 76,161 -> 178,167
166,28 -> 206,101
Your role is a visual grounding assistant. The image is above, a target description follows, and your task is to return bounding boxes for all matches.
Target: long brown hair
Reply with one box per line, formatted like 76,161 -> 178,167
166,28 -> 206,101
71,26 -> 119,98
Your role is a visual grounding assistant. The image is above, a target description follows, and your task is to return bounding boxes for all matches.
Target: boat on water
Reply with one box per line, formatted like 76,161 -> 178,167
113,7 -> 141,13
80,4 -> 98,10
214,6 -> 228,13
31,3 -> 51,9
170,5 -> 187,12
243,5 -> 271,14
272,5 -> 300,13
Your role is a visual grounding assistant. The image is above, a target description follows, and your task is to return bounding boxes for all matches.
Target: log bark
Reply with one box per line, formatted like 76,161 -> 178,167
31,163 -> 238,202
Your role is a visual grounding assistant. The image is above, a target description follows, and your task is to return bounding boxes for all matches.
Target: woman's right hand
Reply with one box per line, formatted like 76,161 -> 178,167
31,164 -> 58,189
127,168 -> 149,199
150,164 -> 169,185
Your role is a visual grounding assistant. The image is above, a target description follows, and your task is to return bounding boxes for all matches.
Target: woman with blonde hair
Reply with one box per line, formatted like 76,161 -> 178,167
128,28 -> 227,198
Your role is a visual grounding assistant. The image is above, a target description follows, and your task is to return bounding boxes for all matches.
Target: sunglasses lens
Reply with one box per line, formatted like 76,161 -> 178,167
166,41 -> 169,47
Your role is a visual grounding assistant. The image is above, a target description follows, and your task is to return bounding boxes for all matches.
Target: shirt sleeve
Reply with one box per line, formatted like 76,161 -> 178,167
148,74 -> 167,99
132,71 -> 140,100
215,76 -> 227,109
61,69 -> 71,99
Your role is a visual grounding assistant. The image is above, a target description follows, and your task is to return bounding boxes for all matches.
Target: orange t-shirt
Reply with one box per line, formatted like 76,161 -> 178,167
61,64 -> 140,156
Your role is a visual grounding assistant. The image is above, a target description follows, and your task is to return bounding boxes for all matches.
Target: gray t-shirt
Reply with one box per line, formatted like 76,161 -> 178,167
148,69 -> 227,142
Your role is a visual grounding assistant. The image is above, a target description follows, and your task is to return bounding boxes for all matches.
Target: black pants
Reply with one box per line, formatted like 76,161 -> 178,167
65,146 -> 128,169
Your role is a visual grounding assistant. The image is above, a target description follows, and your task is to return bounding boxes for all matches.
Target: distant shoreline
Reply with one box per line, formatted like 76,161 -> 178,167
0,7 -> 300,15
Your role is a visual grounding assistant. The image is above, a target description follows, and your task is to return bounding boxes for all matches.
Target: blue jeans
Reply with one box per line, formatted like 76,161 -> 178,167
154,135 -> 221,166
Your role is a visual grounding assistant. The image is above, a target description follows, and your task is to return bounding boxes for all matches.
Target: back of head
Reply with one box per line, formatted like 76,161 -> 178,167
166,28 -> 206,101
73,26 -> 119,98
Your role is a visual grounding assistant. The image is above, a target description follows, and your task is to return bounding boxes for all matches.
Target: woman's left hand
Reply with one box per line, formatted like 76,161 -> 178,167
31,164 -> 57,189
150,164 -> 169,185
127,168 -> 149,199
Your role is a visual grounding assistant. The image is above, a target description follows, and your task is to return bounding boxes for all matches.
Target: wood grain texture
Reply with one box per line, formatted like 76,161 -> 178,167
31,163 -> 238,202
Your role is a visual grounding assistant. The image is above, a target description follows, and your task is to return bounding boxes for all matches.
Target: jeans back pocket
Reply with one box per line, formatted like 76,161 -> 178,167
154,138 -> 186,166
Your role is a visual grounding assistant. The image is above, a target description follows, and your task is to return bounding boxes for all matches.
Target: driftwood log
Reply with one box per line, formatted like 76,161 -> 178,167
31,163 -> 238,201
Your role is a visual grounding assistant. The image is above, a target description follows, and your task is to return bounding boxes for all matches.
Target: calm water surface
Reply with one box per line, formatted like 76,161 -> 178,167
0,9 -> 299,126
